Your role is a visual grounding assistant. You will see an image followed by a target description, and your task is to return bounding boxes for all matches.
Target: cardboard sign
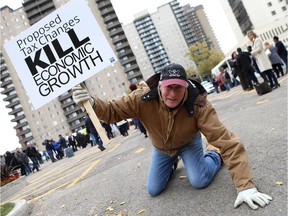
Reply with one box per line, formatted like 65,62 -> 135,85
4,0 -> 116,109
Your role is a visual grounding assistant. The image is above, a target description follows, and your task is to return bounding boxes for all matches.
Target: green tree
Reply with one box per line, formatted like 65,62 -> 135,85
186,42 -> 224,80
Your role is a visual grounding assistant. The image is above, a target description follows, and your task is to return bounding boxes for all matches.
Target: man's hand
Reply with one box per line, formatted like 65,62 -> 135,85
72,84 -> 94,107
234,187 -> 272,210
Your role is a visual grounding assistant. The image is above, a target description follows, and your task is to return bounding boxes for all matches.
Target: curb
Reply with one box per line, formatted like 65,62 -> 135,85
7,199 -> 29,216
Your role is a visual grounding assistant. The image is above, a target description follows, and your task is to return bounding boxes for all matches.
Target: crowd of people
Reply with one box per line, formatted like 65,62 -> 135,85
213,34 -> 286,93
2,144 -> 43,177
1,119 -> 128,178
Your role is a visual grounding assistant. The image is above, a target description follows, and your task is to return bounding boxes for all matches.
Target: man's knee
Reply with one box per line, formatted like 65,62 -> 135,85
189,177 -> 210,189
146,184 -> 164,197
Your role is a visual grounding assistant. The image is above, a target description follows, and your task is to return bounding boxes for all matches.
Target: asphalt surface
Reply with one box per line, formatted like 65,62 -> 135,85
2,76 -> 287,216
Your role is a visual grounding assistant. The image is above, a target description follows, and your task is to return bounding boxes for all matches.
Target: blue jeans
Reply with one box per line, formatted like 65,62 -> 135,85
90,133 -> 104,148
146,133 -> 221,196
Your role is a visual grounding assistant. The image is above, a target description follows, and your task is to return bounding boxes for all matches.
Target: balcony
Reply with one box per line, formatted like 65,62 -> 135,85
103,14 -> 117,23
19,136 -> 34,145
115,42 -> 129,51
1,86 -> 14,94
117,49 -> 132,58
100,7 -> 114,17
26,2 -> 55,18
106,20 -> 121,30
14,121 -> 28,129
120,56 -> 136,65
66,112 -> 86,123
17,128 -> 31,137
126,71 -> 142,80
9,107 -> 23,115
70,121 -> 85,132
112,35 -> 126,44
3,94 -> 18,102
1,79 -> 12,88
97,0 -> 111,10
124,64 -> 139,73
6,100 -> 20,108
1,65 -> 8,73
61,100 -> 75,109
64,106 -> 81,116
11,114 -> 25,122
58,91 -> 72,101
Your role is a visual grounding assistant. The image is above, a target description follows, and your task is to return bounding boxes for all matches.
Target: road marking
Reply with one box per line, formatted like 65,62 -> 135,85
66,159 -> 101,188
29,182 -> 70,204
65,143 -> 121,189
135,147 -> 145,153
257,99 -> 269,104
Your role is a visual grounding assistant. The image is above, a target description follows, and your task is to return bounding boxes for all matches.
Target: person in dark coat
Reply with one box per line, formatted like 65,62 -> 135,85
264,42 -> 284,77
43,139 -> 57,162
75,131 -> 87,149
101,121 -> 114,139
4,151 -> 19,170
273,36 -> 287,72
68,134 -> 78,152
51,139 -> 64,159
58,135 -> 68,149
85,116 -> 105,151
14,147 -> 32,176
25,143 -> 40,172
236,47 -> 259,90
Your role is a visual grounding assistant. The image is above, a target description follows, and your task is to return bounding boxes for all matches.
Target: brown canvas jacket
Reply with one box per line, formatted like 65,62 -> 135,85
93,86 -> 254,192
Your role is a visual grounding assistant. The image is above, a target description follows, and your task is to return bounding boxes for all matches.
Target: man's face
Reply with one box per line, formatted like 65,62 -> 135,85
160,84 -> 186,108
248,33 -> 254,41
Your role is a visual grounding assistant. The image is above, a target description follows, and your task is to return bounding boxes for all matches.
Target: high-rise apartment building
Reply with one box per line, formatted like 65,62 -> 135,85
182,4 -> 222,54
123,1 -> 221,79
219,0 -> 288,47
0,0 -> 142,151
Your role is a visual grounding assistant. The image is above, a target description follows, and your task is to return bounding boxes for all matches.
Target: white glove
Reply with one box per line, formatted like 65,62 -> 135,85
234,187 -> 272,210
72,84 -> 94,107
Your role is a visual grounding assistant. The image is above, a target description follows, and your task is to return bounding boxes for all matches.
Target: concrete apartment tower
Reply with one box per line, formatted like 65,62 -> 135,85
182,4 -> 222,54
218,0 -> 287,49
0,0 -> 142,151
123,1 -> 222,80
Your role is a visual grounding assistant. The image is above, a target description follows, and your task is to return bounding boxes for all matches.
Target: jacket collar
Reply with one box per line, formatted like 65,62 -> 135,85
141,74 -> 205,117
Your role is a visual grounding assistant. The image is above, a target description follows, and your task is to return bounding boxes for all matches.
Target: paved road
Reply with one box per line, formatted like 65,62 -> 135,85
2,76 -> 287,216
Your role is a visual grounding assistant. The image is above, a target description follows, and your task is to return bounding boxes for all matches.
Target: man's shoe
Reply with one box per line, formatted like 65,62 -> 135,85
99,146 -> 106,151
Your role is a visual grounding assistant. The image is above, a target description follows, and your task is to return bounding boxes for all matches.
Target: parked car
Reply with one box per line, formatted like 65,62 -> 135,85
201,81 -> 214,94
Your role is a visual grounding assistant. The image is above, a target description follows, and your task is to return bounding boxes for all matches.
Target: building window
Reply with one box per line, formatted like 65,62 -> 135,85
267,2 -> 272,6
282,6 -> 287,11
271,11 -> 276,15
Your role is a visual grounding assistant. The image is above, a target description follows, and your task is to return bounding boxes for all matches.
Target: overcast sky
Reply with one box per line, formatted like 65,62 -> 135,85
0,0 -> 237,154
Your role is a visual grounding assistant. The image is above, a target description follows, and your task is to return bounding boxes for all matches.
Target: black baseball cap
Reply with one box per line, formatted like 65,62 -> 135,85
160,63 -> 187,87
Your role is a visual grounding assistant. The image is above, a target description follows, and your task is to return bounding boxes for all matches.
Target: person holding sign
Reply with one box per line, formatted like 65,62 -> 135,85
72,63 -> 272,210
